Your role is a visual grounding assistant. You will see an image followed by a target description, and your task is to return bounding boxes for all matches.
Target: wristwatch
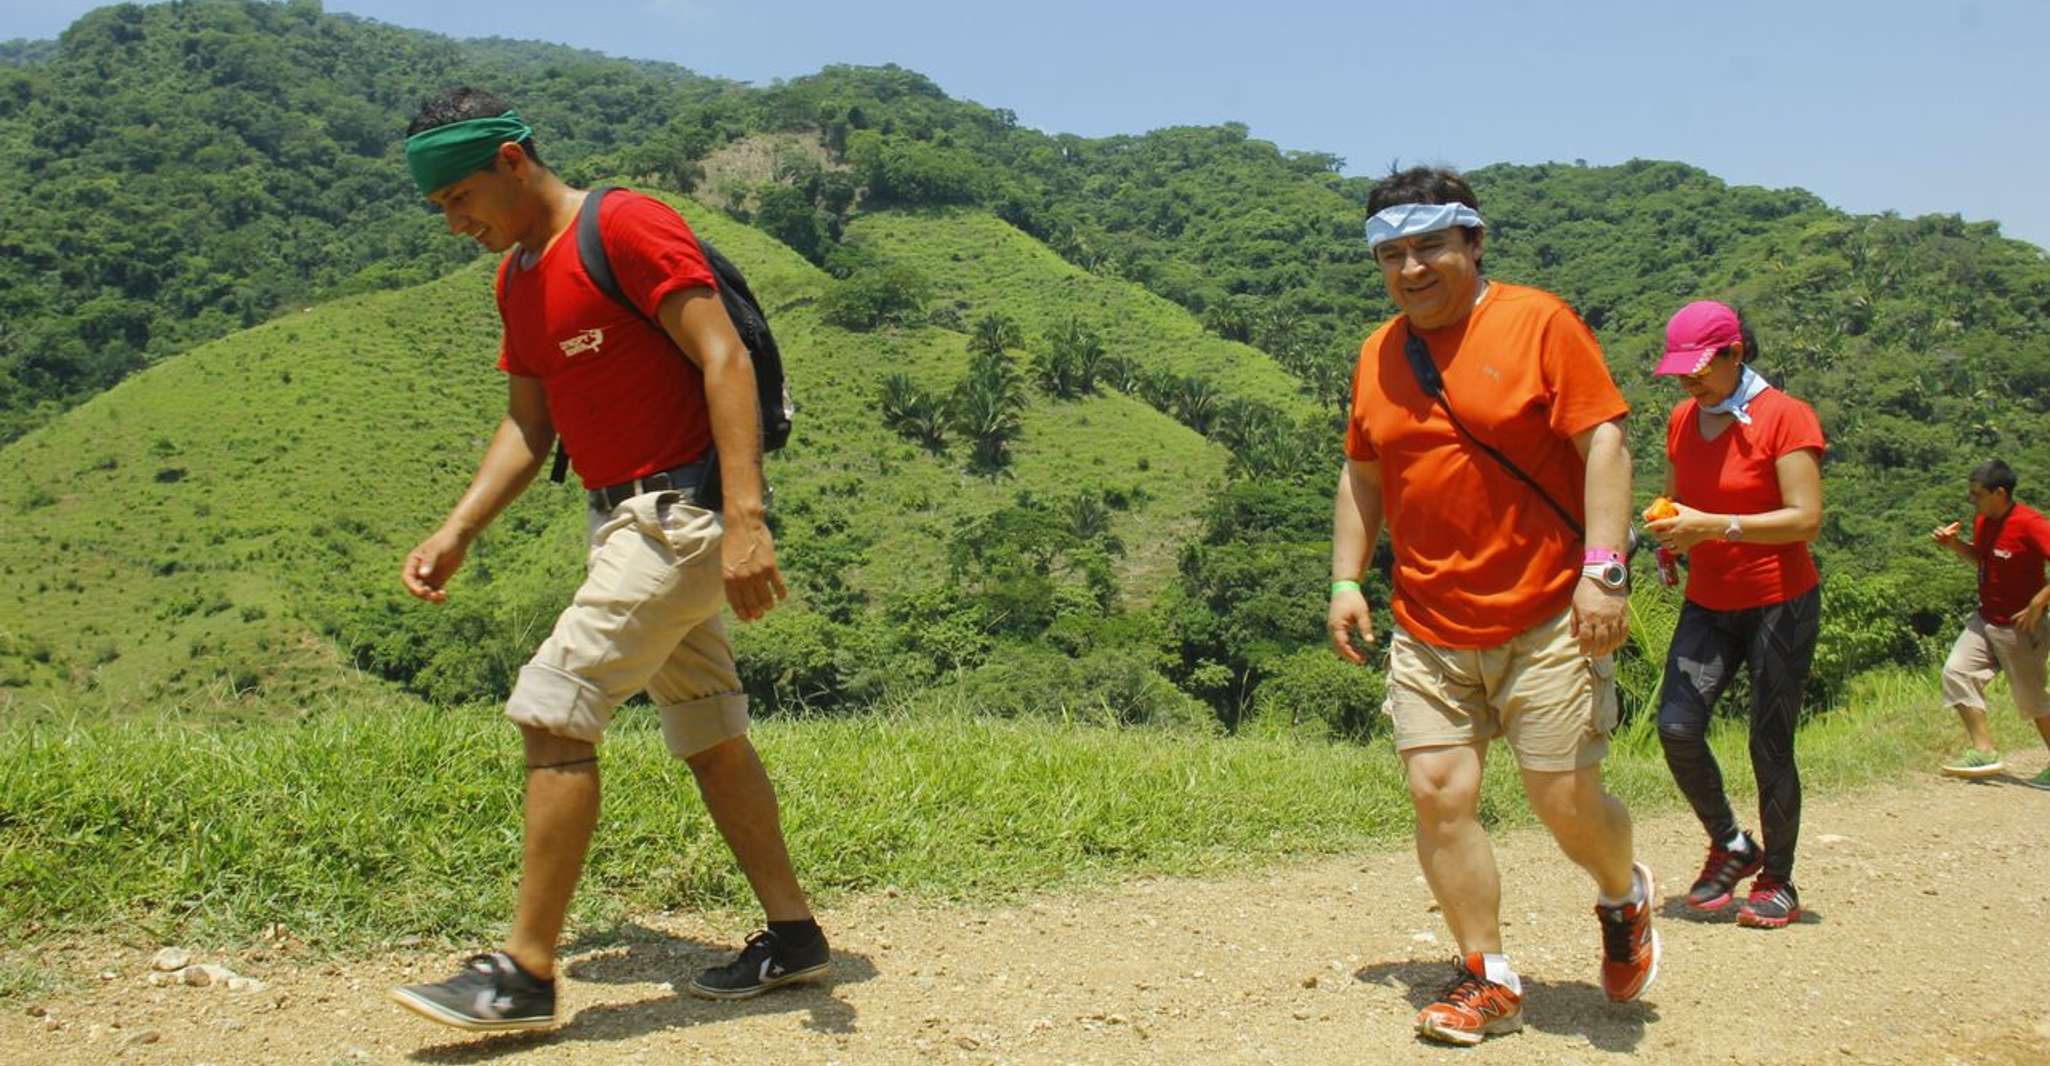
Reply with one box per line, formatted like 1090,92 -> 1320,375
1724,514 -> 1744,542
1581,548 -> 1628,591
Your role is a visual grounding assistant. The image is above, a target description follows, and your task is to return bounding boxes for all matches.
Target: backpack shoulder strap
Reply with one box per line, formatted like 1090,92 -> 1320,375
575,185 -> 640,316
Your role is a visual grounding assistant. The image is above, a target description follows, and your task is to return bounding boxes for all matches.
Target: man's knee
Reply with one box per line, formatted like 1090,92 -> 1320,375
519,723 -> 597,768
683,733 -> 754,777
1405,758 -> 1481,823
1523,766 -> 1605,826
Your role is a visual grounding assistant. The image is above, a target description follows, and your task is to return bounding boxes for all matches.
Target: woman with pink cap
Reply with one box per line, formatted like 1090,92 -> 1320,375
1643,300 -> 1825,929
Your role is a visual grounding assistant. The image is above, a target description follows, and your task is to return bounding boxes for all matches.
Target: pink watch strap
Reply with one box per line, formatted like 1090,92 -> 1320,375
1583,548 -> 1624,567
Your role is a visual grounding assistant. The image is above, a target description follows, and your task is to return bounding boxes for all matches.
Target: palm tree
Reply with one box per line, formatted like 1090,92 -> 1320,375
951,377 -> 1024,473
1045,318 -> 1106,396
1174,376 -> 1222,435
1099,354 -> 1141,394
967,311 -> 1024,357
1032,346 -> 1081,399
880,372 -> 919,428
881,372 -> 949,451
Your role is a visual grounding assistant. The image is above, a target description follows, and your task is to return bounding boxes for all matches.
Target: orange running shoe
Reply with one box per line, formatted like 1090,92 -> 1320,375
1414,954 -> 1524,1046
1596,861 -> 1661,1002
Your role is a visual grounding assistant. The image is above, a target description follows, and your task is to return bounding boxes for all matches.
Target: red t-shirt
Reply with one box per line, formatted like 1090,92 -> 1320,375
496,190 -> 718,490
1345,283 -> 1629,648
1973,502 -> 2050,625
1665,389 -> 1824,611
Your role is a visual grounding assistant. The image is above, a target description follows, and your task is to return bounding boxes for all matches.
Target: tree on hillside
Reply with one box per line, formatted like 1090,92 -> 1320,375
967,311 -> 1024,357
879,372 -> 949,451
1032,318 -> 1105,399
951,349 -> 1026,473
819,263 -> 929,330
1098,354 -> 1142,395
1172,376 -> 1223,435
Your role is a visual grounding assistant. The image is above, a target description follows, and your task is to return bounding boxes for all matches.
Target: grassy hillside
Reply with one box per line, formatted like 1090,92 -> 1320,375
844,210 -> 1317,417
0,193 -> 1262,715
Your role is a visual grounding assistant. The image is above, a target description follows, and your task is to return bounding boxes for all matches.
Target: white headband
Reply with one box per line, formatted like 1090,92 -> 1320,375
1364,202 -> 1486,251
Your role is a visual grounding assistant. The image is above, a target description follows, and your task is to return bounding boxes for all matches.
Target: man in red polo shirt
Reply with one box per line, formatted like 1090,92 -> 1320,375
387,88 -> 825,1032
1931,459 -> 2050,786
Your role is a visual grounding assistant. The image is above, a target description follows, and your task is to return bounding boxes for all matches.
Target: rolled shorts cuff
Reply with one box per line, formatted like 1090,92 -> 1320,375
1940,685 -> 1989,713
1390,728 -> 1489,754
657,691 -> 751,759
1518,735 -> 1610,772
506,661 -> 613,744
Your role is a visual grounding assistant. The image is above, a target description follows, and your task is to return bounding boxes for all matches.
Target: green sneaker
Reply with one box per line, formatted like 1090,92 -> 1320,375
1940,749 -> 2005,779
2026,767 -> 2050,791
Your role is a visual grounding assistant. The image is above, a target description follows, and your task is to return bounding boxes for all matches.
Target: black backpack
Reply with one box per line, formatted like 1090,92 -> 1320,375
546,185 -> 794,486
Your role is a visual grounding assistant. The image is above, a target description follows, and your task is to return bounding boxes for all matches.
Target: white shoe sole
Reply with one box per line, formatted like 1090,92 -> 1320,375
687,961 -> 829,1002
1417,1010 -> 1524,1046
390,987 -> 559,1032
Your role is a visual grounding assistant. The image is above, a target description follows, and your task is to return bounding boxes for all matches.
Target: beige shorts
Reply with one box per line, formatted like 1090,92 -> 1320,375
504,490 -> 749,759
1942,612 -> 2050,720
1383,609 -> 1619,772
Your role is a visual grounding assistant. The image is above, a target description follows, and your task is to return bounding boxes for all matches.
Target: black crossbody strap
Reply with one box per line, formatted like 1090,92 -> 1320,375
1401,325 -> 1585,541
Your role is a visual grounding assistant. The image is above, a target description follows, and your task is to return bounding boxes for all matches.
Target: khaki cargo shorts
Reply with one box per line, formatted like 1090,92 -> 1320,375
504,490 -> 749,759
1942,611 -> 2050,720
1383,609 -> 1619,772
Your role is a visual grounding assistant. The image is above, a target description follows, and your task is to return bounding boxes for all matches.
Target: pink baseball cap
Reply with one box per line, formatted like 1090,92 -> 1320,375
1655,300 -> 1743,376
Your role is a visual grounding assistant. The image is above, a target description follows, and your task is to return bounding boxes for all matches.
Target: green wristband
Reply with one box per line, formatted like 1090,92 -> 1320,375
1331,579 -> 1362,596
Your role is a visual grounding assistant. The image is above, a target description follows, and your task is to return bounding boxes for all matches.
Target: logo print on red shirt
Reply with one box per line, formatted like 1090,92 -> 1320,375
558,328 -> 605,358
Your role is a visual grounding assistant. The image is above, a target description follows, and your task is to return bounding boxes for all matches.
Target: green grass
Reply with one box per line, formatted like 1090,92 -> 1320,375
0,957 -> 56,1004
0,667 -> 2017,962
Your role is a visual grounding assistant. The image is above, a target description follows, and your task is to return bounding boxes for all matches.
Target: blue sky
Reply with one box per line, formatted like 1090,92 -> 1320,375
9,0 -> 2049,250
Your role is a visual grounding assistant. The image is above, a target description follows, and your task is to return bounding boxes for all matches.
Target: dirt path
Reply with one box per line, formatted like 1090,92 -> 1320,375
8,764 -> 2049,1065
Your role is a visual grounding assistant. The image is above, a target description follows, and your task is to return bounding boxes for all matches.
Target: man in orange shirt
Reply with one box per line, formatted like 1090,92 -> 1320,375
1327,167 -> 1655,1046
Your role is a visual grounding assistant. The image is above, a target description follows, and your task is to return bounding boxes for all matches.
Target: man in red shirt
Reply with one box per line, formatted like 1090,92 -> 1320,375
1931,459 -> 2050,786
1327,167 -> 1656,1047
387,88 -> 824,1032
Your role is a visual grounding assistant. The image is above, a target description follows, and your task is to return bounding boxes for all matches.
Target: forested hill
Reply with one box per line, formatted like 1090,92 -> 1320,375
0,0 -> 727,442
8,0 -> 2048,454
7,1 -> 2050,724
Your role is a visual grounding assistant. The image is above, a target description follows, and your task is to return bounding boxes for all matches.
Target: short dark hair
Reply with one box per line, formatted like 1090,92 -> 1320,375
1721,307 -> 1762,365
1970,459 -> 2017,497
1367,166 -> 1482,266
405,86 -> 544,167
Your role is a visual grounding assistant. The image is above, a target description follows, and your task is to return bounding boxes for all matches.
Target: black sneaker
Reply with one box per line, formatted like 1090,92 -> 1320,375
1685,832 -> 1763,911
688,929 -> 830,1001
390,952 -> 559,1032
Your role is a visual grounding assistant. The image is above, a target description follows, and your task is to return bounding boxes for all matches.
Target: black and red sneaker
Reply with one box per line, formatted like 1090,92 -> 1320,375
1685,832 -> 1763,911
1737,875 -> 1801,929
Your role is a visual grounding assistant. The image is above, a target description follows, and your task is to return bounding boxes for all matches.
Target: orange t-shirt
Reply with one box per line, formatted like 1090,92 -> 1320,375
1665,389 -> 1824,611
1345,283 -> 1628,648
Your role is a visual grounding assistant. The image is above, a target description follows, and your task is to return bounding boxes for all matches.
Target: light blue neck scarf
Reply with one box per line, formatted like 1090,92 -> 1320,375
1702,364 -> 1771,424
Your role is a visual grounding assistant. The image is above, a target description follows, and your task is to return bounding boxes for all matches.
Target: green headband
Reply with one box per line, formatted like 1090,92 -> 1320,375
404,110 -> 534,196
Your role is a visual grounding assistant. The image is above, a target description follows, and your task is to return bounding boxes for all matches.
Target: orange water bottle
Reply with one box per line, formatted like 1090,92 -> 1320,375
1643,497 -> 1681,587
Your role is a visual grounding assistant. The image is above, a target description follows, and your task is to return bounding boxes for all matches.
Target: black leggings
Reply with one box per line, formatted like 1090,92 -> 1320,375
1655,586 -> 1821,881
